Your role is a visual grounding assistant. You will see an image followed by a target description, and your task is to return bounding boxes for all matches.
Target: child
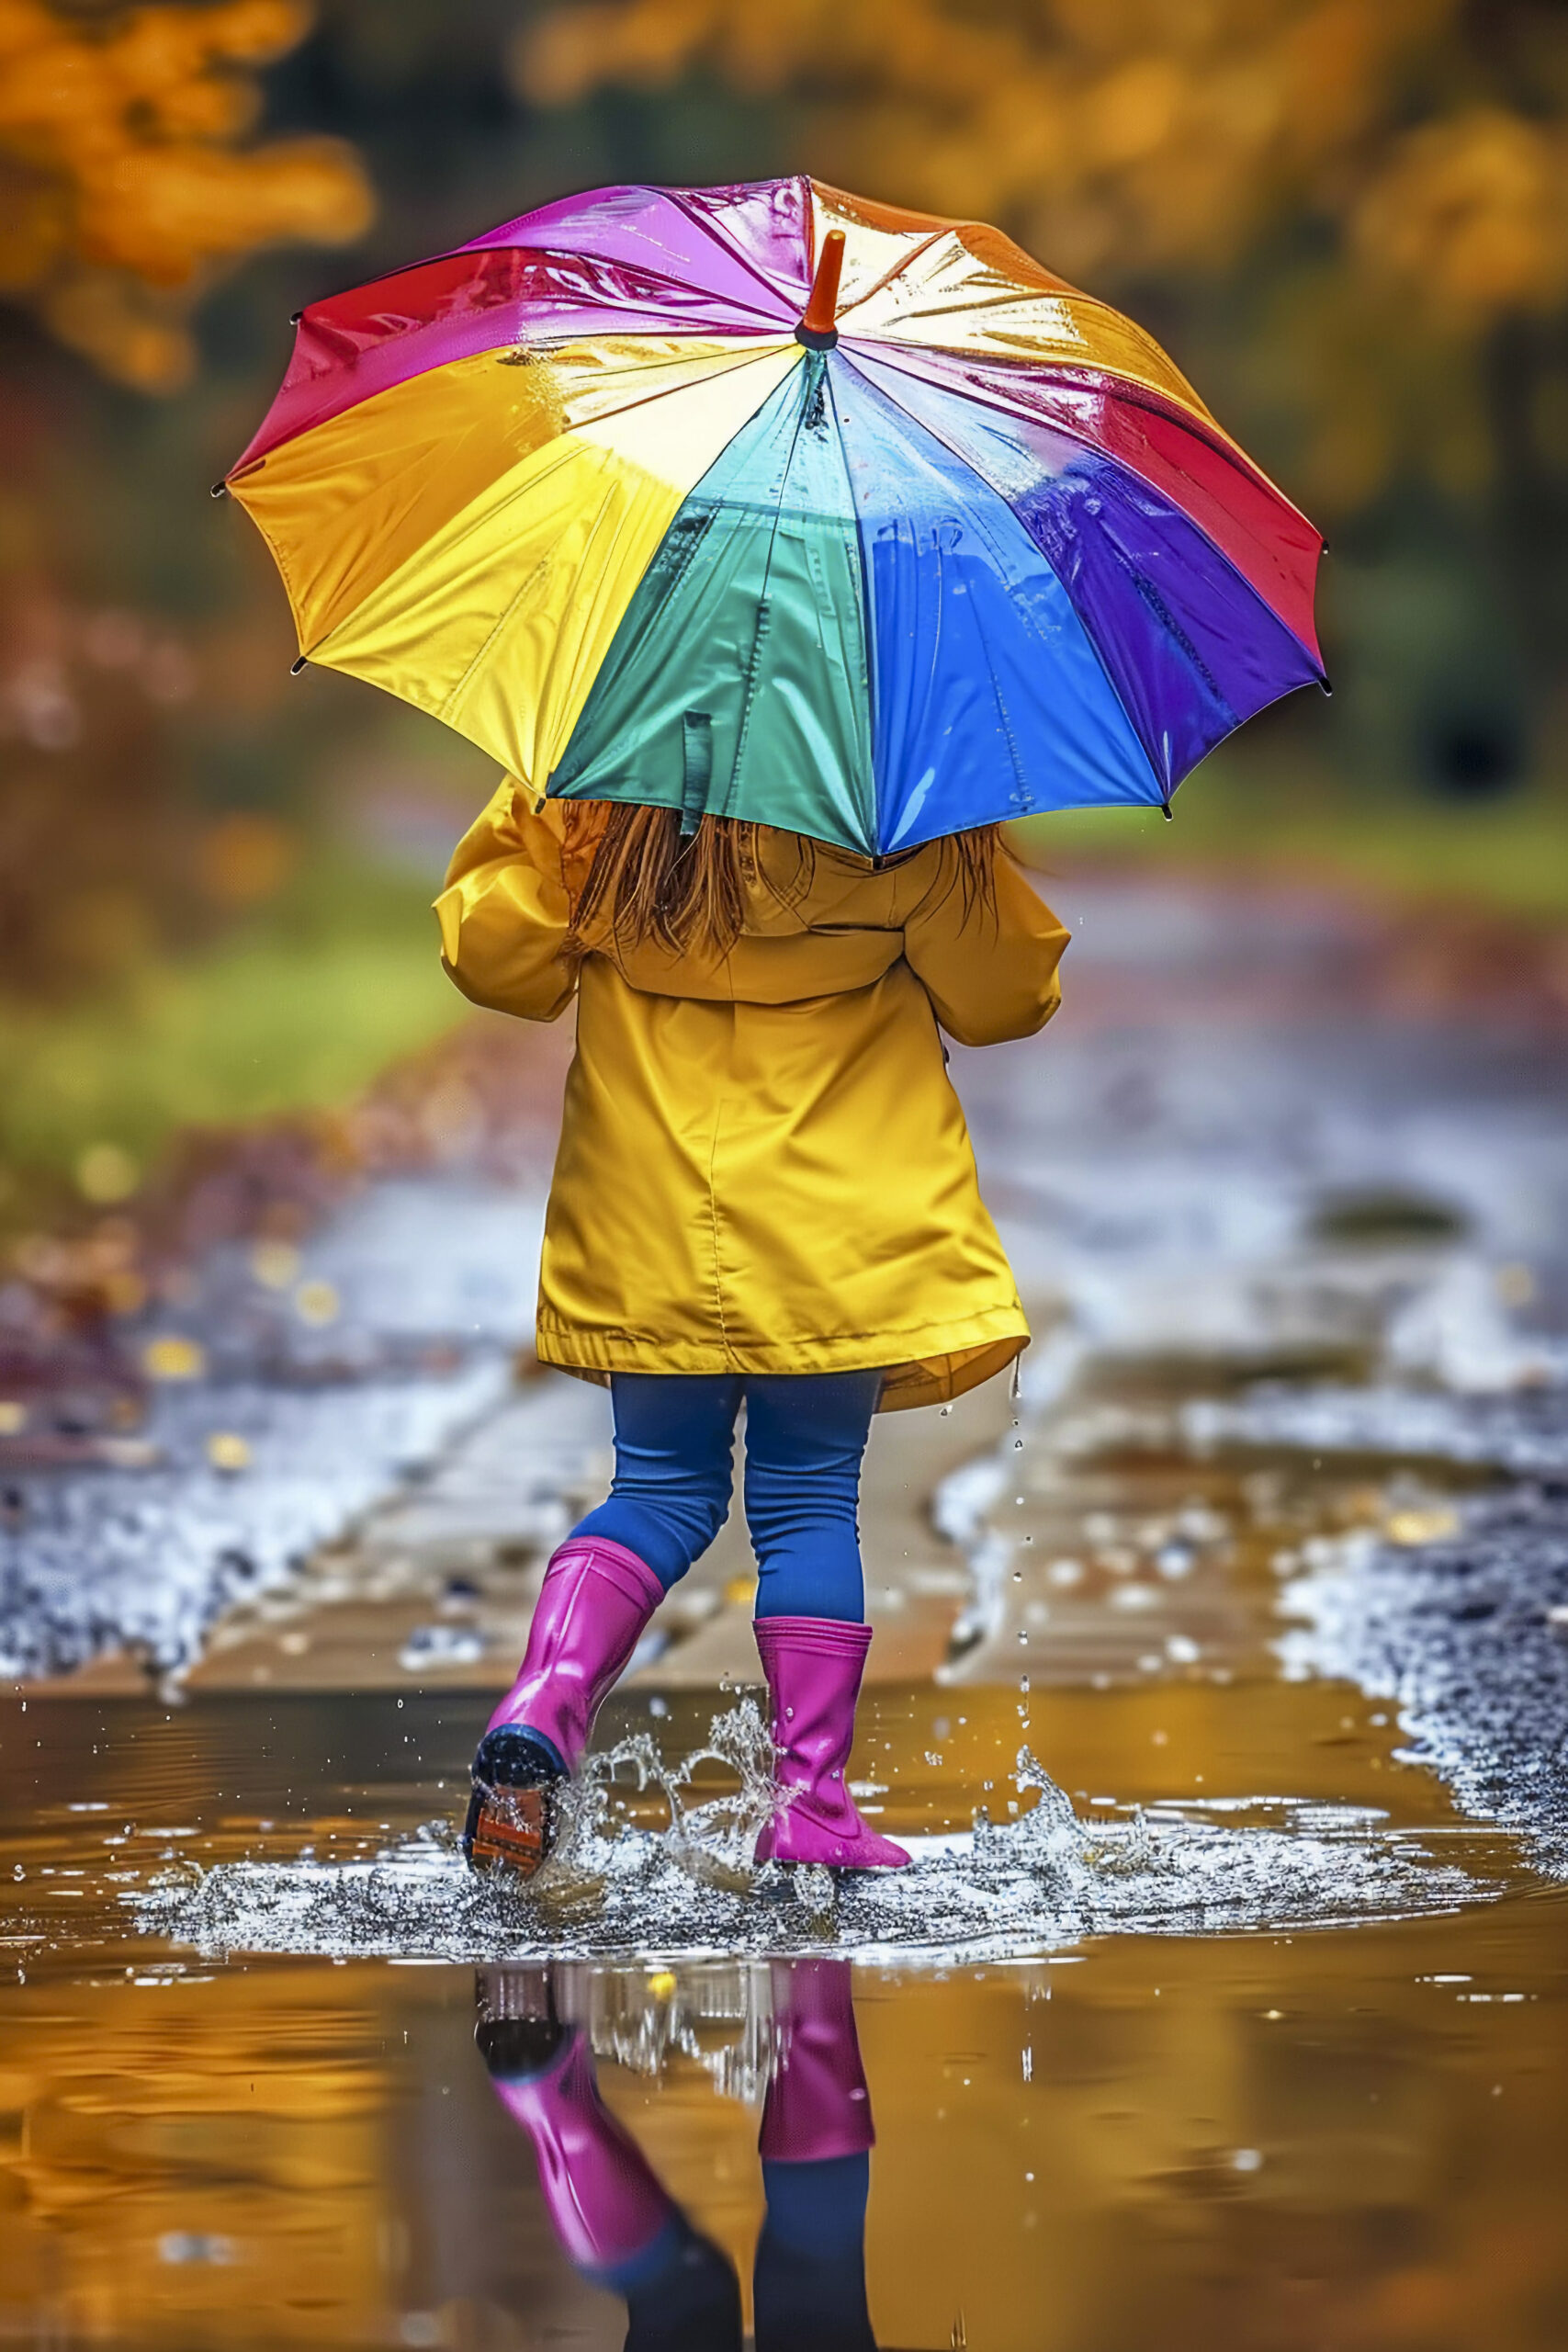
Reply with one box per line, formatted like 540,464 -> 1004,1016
435,787 -> 1068,1874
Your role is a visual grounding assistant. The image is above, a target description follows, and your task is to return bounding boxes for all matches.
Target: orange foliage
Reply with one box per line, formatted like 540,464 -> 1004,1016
0,0 -> 372,390
1352,108 -> 1568,328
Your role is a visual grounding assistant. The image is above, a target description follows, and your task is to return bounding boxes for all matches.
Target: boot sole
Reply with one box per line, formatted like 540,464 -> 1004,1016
464,1782 -> 550,1877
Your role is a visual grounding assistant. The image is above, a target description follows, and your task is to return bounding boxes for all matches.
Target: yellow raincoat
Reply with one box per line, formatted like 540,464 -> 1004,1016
435,781 -> 1069,1410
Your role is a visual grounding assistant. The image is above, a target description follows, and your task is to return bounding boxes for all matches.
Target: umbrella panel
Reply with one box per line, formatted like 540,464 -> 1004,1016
550,352 -> 877,854
233,338 -> 799,795
850,349 -> 1322,793
861,343 -> 1322,661
549,349 -> 1166,854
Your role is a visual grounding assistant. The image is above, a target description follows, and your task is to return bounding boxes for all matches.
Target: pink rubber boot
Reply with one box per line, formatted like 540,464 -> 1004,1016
478,1975 -> 740,2324
465,1536 -> 663,1872
753,1617 -> 910,1871
761,1959 -> 875,2163
487,2030 -> 674,2276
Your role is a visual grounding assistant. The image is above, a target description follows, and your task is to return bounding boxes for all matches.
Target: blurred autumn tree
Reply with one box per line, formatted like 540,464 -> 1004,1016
0,0 -> 370,390
518,0 -> 1568,794
0,0 -> 374,1001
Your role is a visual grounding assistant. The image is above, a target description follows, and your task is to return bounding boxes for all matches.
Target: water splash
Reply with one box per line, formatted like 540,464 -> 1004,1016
131,1709 -> 1500,1967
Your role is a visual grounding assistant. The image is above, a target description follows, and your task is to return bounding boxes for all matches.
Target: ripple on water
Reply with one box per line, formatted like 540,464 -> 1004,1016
130,1706 -> 1500,1967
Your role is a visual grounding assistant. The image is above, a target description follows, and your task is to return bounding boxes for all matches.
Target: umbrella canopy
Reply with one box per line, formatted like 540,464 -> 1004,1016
225,177 -> 1325,856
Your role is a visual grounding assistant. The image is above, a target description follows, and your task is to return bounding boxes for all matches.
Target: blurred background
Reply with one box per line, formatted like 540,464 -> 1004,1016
4,0 -> 1567,1249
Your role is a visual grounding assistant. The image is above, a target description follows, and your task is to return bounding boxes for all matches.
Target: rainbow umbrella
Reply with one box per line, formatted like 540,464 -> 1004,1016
222,177 -> 1325,854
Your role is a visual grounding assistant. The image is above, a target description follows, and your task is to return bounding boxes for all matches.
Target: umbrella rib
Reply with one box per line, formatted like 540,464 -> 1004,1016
835,346 -> 1164,803
558,339 -> 795,435
660,181 -> 810,317
832,228 -> 952,328
852,345 -> 1324,669
822,371 -> 881,853
293,347 -> 795,668
853,290 -> 1214,421
726,362 -> 818,808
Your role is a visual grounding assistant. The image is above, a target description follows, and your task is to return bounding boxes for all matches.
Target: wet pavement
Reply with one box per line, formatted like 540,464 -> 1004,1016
3,876 -> 1568,2347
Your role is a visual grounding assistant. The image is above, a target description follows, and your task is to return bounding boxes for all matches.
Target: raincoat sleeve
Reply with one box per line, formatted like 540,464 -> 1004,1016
899,842 -> 1070,1047
433,779 -> 587,1023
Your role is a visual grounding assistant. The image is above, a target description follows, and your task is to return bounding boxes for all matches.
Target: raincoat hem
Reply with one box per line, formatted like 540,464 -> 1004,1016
535,1315 -> 1029,1412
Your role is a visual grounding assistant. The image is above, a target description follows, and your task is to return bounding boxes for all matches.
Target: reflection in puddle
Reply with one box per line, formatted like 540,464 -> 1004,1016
478,1959 -> 875,2348
3,1917 -> 1565,2348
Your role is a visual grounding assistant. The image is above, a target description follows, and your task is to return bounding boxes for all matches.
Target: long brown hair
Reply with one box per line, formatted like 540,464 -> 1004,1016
563,801 -> 1010,963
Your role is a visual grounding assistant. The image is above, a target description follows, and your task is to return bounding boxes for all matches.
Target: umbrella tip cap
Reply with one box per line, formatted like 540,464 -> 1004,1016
800,227 -> 846,341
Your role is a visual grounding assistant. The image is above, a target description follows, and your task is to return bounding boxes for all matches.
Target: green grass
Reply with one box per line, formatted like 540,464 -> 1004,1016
1013,757 -> 1568,920
0,861 -> 465,1221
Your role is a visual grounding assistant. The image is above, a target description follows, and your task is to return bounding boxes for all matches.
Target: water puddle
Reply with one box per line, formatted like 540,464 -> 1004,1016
0,1673 -> 1562,2351
119,1705 -> 1502,1968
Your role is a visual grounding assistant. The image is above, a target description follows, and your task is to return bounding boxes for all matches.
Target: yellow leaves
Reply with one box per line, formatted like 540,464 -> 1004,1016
520,0 -> 707,105
83,134 -> 369,284
0,146 -> 67,293
74,1141 -> 141,1204
292,1278 -> 339,1327
1084,57 -> 1184,169
1383,1506 -> 1460,1545
37,274 -> 194,390
0,0 -> 374,389
249,1239 -> 301,1289
1353,109 -> 1568,329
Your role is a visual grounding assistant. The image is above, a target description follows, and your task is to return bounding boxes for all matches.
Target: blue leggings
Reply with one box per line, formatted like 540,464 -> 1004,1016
570,1372 -> 882,1623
